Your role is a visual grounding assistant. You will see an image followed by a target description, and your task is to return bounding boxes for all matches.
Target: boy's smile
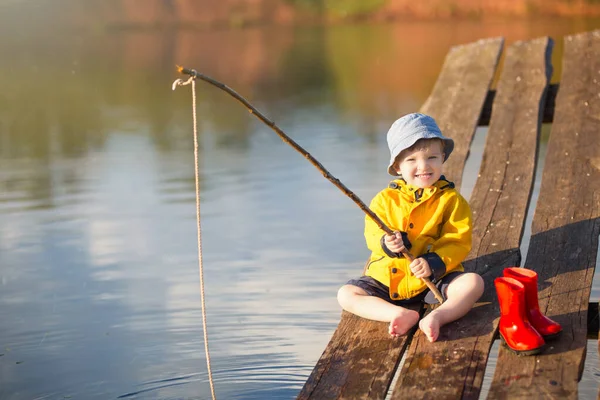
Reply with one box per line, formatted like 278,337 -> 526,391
395,140 -> 444,188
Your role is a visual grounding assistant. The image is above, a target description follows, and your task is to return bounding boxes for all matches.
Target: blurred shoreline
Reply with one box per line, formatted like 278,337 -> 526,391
3,0 -> 600,32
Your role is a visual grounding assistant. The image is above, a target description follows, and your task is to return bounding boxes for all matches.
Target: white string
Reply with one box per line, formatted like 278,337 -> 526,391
172,75 -> 217,400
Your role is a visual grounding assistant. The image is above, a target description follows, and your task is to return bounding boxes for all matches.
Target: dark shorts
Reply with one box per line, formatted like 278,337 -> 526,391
346,271 -> 464,305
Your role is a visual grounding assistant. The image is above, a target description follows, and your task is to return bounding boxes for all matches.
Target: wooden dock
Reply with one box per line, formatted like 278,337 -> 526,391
298,30 -> 600,399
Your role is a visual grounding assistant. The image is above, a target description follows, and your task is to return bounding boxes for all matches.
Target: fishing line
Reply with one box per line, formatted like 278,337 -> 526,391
172,75 -> 217,400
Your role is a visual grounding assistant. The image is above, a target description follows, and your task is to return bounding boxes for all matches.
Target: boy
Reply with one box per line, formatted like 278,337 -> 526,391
337,113 -> 484,342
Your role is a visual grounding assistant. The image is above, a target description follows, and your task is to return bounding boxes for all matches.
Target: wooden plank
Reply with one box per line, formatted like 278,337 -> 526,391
488,30 -> 600,399
479,84 -> 559,126
297,37 -> 503,400
421,37 -> 504,188
296,309 -> 419,400
392,37 -> 553,400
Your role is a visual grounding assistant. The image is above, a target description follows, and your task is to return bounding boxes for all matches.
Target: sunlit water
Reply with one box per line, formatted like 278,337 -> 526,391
0,14 -> 599,400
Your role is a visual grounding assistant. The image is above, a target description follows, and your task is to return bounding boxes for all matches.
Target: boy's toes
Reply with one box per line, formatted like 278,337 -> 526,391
425,328 -> 439,342
419,316 -> 440,342
389,310 -> 420,337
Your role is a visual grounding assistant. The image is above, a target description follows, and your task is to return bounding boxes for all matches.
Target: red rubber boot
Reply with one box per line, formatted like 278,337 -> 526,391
495,277 -> 545,355
503,267 -> 562,340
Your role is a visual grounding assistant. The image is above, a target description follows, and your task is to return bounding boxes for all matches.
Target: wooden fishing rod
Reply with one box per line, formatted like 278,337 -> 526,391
176,66 -> 444,304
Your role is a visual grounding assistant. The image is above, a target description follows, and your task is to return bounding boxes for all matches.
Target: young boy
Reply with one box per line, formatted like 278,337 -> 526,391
337,113 -> 484,342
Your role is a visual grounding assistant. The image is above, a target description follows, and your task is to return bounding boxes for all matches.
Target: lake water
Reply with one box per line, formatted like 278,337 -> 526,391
0,15 -> 599,400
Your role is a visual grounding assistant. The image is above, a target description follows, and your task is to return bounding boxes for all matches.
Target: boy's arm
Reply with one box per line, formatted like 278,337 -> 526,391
422,193 -> 472,282
364,193 -> 411,258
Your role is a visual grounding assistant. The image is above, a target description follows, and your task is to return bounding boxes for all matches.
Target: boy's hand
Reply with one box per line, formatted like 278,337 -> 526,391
410,257 -> 432,279
384,231 -> 406,254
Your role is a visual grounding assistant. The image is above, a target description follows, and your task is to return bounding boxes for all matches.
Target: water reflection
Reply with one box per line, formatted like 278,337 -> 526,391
1,17 -> 599,399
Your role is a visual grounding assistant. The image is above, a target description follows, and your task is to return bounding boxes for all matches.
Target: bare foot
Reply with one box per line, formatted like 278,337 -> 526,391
419,311 -> 442,342
388,309 -> 420,337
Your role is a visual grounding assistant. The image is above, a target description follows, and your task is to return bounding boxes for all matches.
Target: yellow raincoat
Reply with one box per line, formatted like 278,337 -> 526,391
364,176 -> 472,300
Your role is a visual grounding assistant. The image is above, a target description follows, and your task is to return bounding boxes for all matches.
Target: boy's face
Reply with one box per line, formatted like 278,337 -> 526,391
394,140 -> 444,188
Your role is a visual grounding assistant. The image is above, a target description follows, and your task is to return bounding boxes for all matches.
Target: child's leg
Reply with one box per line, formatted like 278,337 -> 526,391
418,272 -> 484,342
337,284 -> 420,337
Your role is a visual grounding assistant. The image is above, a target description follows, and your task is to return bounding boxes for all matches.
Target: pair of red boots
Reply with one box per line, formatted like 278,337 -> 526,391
494,267 -> 562,355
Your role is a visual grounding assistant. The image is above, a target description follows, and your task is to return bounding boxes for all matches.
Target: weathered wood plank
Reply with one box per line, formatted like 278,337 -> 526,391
479,84 -> 559,126
488,30 -> 600,400
296,309 -> 419,400
297,37 -> 503,400
392,37 -> 553,400
421,37 -> 504,187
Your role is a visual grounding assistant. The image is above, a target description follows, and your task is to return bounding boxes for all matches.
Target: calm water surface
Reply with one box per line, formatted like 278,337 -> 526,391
1,16 -> 599,399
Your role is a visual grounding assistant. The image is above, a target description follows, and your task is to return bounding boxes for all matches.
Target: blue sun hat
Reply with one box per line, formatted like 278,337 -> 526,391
386,113 -> 454,176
